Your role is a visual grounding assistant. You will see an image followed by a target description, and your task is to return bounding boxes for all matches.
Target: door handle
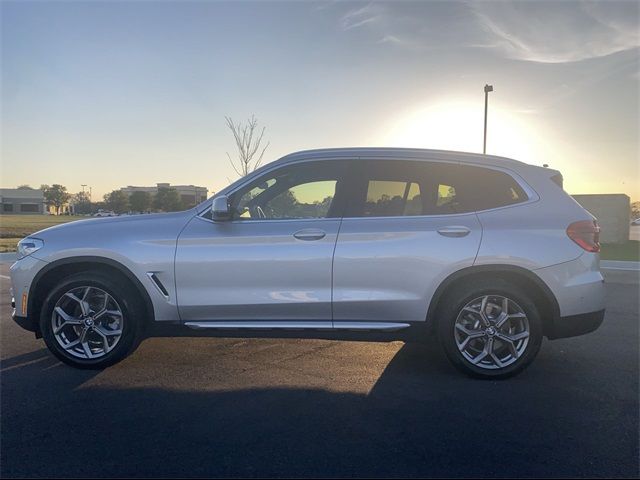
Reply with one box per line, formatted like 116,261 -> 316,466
437,226 -> 471,238
293,229 -> 326,241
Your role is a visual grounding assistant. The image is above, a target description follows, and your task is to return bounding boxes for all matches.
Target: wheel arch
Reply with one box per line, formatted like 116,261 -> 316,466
426,264 -> 560,338
28,256 -> 155,336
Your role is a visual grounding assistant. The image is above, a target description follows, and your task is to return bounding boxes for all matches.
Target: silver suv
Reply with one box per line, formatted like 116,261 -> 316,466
10,148 -> 605,378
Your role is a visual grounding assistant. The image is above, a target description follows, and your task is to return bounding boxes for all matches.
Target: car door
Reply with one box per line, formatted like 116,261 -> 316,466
332,159 -> 482,323
175,160 -> 349,323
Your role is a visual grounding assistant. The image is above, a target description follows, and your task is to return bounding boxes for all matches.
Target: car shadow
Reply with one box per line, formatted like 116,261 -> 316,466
1,340 -> 637,478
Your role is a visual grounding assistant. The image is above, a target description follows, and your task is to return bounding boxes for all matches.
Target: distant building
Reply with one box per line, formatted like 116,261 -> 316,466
120,183 -> 208,209
572,193 -> 630,244
0,188 -> 45,214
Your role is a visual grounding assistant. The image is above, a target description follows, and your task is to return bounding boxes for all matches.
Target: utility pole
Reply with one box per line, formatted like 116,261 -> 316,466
483,84 -> 493,155
81,184 -> 87,195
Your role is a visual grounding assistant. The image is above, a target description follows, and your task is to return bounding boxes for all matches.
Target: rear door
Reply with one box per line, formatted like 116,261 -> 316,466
332,159 -> 482,323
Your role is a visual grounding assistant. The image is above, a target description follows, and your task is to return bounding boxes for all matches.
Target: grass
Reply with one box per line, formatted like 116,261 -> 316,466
0,215 -> 84,251
600,240 -> 640,261
0,238 -> 21,253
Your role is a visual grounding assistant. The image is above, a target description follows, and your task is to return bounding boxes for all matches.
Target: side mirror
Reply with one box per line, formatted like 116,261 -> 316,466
211,195 -> 232,221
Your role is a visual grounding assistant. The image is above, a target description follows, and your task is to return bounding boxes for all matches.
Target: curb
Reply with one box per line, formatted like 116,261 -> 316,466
601,260 -> 640,271
0,253 -> 17,263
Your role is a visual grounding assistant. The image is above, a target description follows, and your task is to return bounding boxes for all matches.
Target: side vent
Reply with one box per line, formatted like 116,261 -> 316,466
147,272 -> 169,299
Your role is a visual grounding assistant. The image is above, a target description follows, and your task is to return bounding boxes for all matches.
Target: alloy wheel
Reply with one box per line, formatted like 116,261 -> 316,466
454,295 -> 530,370
51,286 -> 124,359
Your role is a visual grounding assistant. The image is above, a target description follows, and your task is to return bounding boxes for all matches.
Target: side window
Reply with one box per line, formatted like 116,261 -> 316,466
427,163 -> 529,214
263,180 -> 337,219
364,180 -> 423,217
230,161 -> 344,220
436,184 -> 457,208
349,161 -> 427,218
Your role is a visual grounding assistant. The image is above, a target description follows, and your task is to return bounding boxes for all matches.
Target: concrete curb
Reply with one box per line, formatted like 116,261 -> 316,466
0,253 -> 17,263
601,260 -> 640,271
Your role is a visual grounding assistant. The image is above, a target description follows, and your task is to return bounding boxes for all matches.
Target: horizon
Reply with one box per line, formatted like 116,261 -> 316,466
1,0 -> 639,202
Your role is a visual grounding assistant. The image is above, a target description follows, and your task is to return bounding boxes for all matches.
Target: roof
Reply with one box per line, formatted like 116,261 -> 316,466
274,147 -> 529,171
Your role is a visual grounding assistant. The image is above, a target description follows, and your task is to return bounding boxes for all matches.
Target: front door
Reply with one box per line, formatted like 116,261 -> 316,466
175,160 -> 348,323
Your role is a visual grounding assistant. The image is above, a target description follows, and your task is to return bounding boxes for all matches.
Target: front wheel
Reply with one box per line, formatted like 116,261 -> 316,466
437,280 -> 543,379
40,272 -> 144,369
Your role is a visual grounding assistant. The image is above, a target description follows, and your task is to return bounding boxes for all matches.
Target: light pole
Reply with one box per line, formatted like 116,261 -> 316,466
483,84 -> 493,155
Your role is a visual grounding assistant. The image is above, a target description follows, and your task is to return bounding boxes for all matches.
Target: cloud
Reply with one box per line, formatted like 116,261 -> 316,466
471,1 -> 640,63
334,0 -> 639,63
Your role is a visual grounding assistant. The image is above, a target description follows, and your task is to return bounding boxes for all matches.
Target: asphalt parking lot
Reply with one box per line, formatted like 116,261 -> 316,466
1,264 -> 638,478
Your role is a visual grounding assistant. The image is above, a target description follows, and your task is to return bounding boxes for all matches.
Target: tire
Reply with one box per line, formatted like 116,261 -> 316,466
437,278 -> 543,379
39,271 -> 145,369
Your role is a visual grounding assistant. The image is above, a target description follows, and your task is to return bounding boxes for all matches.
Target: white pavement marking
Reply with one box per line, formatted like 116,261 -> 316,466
601,260 -> 640,271
0,274 -> 9,279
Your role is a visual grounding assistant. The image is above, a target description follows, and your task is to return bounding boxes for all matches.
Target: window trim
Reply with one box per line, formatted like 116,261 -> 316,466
197,157 -> 539,222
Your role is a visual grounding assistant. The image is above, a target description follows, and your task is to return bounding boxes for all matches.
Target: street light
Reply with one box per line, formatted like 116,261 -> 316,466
483,84 -> 493,155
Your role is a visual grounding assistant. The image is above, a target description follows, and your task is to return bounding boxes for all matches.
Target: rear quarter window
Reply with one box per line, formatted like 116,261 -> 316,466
426,163 -> 529,214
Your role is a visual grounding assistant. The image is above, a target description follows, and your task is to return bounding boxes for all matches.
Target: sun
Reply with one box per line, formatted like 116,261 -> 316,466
379,100 -> 547,165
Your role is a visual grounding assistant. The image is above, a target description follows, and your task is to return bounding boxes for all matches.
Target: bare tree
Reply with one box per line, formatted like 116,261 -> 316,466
225,115 -> 270,177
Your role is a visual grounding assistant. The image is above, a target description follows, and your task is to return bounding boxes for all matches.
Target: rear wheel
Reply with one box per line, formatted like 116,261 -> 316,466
437,280 -> 543,379
40,272 -> 144,369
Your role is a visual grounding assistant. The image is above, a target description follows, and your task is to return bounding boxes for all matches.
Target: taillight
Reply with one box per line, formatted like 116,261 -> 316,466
567,220 -> 600,253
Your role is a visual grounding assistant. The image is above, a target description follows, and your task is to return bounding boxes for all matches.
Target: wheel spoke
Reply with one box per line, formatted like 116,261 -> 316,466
62,339 -> 81,350
65,292 -> 90,316
479,296 -> 490,327
505,331 -> 529,342
94,309 -> 122,320
82,341 -> 93,359
495,312 -> 509,328
472,337 -> 492,365
94,327 -> 112,353
53,307 -> 83,334
95,326 -> 122,337
496,333 -> 519,358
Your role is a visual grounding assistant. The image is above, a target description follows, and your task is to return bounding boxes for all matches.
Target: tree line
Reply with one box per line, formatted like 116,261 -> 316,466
13,114 -> 271,216
16,184 -> 189,215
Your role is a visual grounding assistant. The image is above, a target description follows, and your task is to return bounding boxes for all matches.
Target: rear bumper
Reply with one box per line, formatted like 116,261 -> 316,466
547,309 -> 605,340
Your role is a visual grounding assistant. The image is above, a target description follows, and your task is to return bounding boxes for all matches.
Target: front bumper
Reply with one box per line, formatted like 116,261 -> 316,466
547,309 -> 605,340
13,312 -> 39,333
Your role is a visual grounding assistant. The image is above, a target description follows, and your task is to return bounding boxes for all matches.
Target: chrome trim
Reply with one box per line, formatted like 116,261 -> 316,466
185,321 -> 333,330
184,321 -> 411,331
333,322 -> 411,331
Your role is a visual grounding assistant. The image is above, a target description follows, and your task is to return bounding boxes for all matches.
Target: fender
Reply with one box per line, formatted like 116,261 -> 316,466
28,255 -> 155,326
426,264 -> 561,335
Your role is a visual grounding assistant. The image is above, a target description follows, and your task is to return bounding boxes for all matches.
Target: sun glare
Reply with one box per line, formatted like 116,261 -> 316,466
381,101 -> 548,165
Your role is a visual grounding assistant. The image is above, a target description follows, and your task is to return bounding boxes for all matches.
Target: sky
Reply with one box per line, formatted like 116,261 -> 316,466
1,0 -> 639,201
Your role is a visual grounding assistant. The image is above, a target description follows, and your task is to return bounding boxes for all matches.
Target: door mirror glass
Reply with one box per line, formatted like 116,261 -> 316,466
211,195 -> 231,221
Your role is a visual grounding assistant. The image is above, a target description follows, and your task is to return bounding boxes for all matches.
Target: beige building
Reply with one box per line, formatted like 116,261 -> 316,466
0,188 -> 45,214
120,183 -> 208,209
572,194 -> 630,244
